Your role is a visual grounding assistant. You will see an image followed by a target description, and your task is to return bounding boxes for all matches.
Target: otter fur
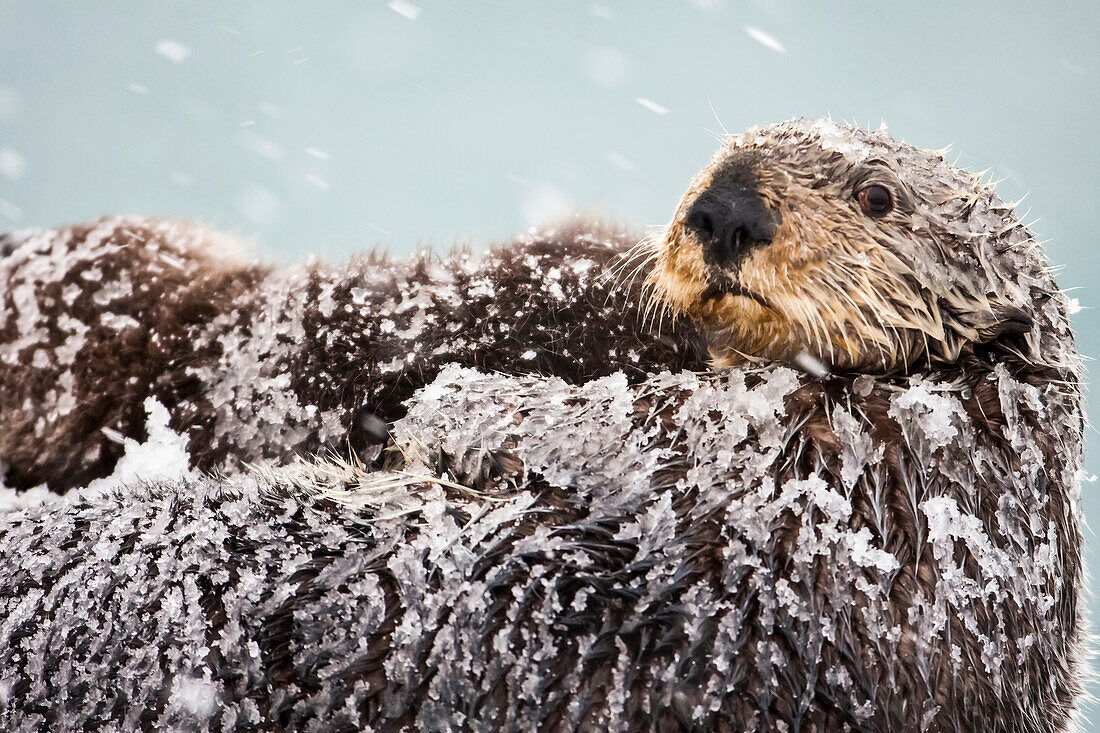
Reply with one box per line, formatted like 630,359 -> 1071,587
0,218 -> 706,493
0,118 -> 1086,730
0,359 -> 1083,731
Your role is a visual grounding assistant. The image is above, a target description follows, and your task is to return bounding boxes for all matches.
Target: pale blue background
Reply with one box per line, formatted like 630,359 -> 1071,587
2,0 -> 1098,723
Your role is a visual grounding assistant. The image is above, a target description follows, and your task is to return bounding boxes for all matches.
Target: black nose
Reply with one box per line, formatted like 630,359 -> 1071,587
685,190 -> 775,268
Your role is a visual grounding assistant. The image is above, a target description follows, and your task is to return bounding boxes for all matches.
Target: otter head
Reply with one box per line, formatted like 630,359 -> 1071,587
648,118 -> 1073,375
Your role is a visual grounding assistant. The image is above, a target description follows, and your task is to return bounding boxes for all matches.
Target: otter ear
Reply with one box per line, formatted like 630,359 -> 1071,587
974,303 -> 1034,343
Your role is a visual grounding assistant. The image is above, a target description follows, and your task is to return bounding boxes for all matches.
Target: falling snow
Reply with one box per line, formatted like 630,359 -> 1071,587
744,26 -> 786,54
586,47 -> 632,87
238,185 -> 281,225
635,97 -> 670,115
605,150 -> 635,172
388,0 -> 421,21
0,148 -> 26,181
155,39 -> 192,64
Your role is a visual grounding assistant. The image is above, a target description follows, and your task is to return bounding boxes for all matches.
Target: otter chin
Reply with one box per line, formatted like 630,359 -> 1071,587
648,118 -> 1041,374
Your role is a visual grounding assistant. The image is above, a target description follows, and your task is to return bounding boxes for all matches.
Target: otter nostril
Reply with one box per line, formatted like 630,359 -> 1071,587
686,209 -> 714,240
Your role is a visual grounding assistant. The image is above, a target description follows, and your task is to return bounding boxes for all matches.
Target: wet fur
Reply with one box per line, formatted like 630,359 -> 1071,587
648,120 -> 1061,375
0,118 -> 1086,730
0,357 -> 1083,731
0,218 -> 707,493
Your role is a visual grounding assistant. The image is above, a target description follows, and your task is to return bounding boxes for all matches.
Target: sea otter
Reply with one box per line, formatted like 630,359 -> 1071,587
0,218 -> 706,493
0,119 -> 1085,731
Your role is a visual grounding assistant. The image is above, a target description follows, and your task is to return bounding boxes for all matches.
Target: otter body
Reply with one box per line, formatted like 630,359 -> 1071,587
0,218 -> 705,492
0,361 -> 1082,731
0,119 -> 1086,730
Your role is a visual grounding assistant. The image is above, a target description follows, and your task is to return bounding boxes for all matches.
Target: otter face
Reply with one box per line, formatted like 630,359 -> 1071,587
648,118 -> 1055,374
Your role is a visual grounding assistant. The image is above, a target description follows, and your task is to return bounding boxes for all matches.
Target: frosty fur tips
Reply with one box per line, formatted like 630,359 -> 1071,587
0,117 -> 1088,730
0,216 -> 706,493
648,119 -> 1073,377
0,363 -> 1084,731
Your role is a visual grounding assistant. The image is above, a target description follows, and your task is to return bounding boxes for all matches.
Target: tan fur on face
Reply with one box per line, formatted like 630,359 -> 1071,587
646,119 -> 1047,374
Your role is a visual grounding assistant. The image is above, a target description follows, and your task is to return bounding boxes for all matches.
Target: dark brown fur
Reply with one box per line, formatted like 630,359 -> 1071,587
0,221 -> 266,491
0,217 -> 707,493
0,352 -> 1078,730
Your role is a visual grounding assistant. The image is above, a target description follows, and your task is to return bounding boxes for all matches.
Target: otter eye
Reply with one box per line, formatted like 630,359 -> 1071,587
856,184 -> 893,218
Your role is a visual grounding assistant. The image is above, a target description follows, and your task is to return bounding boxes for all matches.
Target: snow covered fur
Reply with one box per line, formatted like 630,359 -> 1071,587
0,119 -> 1087,730
0,360 -> 1084,731
0,217 -> 706,493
